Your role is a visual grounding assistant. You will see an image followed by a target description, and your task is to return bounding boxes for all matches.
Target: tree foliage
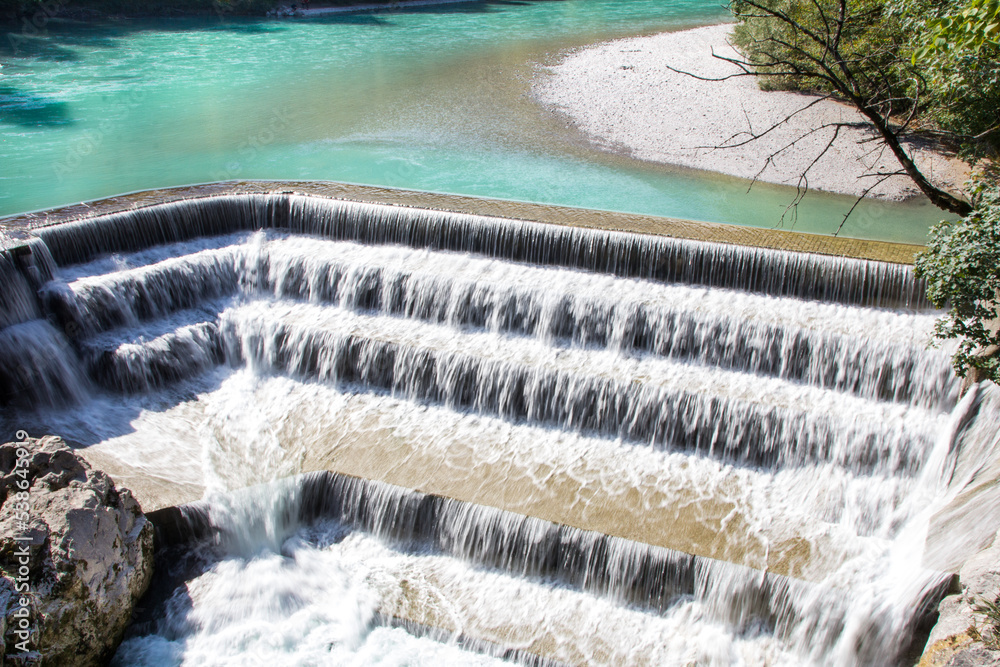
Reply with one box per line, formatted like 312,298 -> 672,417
727,0 -> 973,215
729,0 -> 1000,384
915,0 -> 1000,57
915,177 -> 1000,383
732,0 -> 906,95
731,0 -> 1000,159
904,0 -> 1000,384
901,0 -> 1000,159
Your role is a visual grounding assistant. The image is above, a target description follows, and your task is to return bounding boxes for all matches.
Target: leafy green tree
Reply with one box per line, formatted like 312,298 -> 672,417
915,176 -> 1000,383
902,0 -> 1000,160
727,0 -> 999,383
904,0 -> 1000,384
915,0 -> 1000,56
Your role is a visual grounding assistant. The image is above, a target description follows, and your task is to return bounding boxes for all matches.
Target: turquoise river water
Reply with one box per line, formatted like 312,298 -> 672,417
1,0 -> 947,242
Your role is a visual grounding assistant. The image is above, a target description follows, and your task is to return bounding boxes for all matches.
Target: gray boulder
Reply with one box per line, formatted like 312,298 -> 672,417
0,435 -> 153,666
921,534 -> 1000,667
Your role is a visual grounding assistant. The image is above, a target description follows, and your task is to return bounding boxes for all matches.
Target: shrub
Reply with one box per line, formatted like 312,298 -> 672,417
915,175 -> 1000,383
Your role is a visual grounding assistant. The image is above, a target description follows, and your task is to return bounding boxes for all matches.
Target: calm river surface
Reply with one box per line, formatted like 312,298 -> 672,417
0,0 -> 944,242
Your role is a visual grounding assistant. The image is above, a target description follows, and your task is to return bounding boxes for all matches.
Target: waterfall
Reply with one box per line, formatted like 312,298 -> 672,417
0,319 -> 90,406
0,245 -> 44,330
147,471 -> 951,666
35,231 -> 955,409
0,192 -> 977,666
33,194 -> 929,307
216,301 -> 938,474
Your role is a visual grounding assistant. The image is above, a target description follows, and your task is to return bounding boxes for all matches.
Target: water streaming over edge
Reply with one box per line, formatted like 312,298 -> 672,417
0,193 -> 987,666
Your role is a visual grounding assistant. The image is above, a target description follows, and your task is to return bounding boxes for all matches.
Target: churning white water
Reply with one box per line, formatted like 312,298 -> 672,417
0,193 -> 991,666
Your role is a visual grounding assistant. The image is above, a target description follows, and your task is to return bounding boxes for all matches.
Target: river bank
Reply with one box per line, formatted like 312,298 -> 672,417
297,0 -> 481,16
0,0 -> 947,241
533,23 -> 970,202
0,0 -> 467,22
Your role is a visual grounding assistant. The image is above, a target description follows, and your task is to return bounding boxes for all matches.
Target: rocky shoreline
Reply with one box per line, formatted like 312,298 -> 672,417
0,435 -> 153,666
920,540 -> 1000,666
533,23 -> 970,203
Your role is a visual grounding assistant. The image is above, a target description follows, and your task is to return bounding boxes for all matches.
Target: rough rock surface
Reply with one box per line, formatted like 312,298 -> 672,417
921,535 -> 1000,667
0,435 -> 153,666
925,384 -> 1000,573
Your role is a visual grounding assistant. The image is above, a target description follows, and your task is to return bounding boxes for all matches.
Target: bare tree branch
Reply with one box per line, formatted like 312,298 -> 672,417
834,172 -> 897,236
688,94 -> 837,150
685,0 -> 976,217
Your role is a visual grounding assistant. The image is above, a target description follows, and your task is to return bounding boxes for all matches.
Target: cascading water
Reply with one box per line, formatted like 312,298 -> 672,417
0,192 -> 993,666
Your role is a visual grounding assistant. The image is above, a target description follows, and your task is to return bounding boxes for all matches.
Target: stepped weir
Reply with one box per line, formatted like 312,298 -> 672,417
2,184 -> 998,665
